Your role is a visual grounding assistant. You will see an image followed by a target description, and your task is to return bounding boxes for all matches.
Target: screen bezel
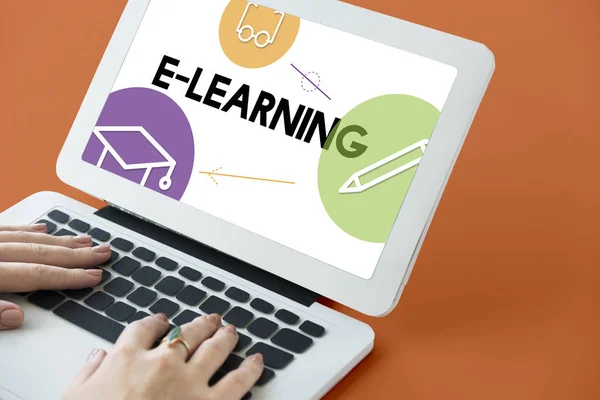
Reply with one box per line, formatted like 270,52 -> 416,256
57,0 -> 495,316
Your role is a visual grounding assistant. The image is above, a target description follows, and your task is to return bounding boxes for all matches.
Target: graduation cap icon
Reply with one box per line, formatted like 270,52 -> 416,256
92,126 -> 177,191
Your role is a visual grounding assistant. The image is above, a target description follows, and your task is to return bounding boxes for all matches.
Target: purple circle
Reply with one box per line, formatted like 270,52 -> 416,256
82,87 -> 194,201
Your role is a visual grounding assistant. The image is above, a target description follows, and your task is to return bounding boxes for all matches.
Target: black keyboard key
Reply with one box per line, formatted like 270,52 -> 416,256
105,301 -> 136,322
132,266 -> 161,286
111,256 -> 141,276
202,276 -> 225,292
100,250 -> 119,267
128,311 -> 150,324
29,291 -> 65,310
55,228 -> 76,237
54,300 -> 124,343
246,343 -> 293,370
217,354 -> 264,396
155,276 -> 185,296
104,277 -> 134,297
176,286 -> 206,306
36,219 -> 57,234
220,353 -> 243,372
84,292 -> 115,311
178,266 -> 202,281
155,256 -> 178,271
110,237 -> 134,252
250,298 -> 274,314
224,307 -> 254,328
209,370 -> 225,386
149,298 -> 179,318
225,287 -> 250,303
132,247 -> 155,262
127,287 -> 157,307
63,288 -> 93,300
207,370 -> 252,400
299,321 -> 325,338
89,228 -> 110,242
234,333 -> 253,352
275,309 -> 299,325
271,328 -> 313,353
247,318 -> 278,339
68,219 -> 90,233
99,270 -> 112,285
199,296 -> 230,315
172,310 -> 201,325
256,368 -> 275,386
48,209 -> 69,223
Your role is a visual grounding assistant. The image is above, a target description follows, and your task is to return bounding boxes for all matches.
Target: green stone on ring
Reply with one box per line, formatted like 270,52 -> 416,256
167,326 -> 181,343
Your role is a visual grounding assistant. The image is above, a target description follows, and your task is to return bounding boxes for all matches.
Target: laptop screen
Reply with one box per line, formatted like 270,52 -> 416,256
82,0 -> 457,280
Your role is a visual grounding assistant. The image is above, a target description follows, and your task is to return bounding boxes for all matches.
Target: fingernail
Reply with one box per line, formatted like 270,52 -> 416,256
31,223 -> 47,232
154,313 -> 168,322
0,309 -> 24,329
86,269 -> 103,277
74,235 -> 92,244
206,314 -> 221,324
87,348 -> 99,361
93,244 -> 111,253
249,353 -> 263,364
224,324 -> 237,334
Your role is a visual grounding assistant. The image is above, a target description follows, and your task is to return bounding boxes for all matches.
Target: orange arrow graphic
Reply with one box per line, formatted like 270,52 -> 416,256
199,168 -> 294,185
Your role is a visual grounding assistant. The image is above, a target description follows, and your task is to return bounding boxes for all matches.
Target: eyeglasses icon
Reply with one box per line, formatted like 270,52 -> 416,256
92,126 -> 177,191
236,2 -> 285,48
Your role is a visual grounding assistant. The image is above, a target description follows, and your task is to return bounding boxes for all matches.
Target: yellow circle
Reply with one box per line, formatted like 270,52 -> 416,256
219,0 -> 300,69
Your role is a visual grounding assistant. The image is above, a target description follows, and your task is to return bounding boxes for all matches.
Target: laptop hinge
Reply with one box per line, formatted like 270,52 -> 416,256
95,205 -> 320,307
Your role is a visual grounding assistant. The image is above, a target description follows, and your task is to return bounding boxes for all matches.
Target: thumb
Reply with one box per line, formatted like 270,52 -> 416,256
0,300 -> 24,330
69,348 -> 107,386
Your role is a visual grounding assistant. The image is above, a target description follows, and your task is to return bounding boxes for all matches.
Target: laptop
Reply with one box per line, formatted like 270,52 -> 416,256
0,0 -> 494,398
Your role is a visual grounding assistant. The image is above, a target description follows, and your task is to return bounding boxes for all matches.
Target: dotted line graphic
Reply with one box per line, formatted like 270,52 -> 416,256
208,167 -> 223,186
301,72 -> 321,92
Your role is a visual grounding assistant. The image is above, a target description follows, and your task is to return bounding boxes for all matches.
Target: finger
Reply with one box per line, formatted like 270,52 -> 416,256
0,263 -> 103,292
116,313 -> 170,350
189,321 -> 239,379
0,243 -> 111,267
0,231 -> 93,249
69,348 -> 107,386
210,354 -> 264,400
0,224 -> 48,233
0,300 -> 24,330
157,314 -> 222,361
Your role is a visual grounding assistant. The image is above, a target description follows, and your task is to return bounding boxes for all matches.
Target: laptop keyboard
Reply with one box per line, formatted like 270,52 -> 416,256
25,208 -> 327,399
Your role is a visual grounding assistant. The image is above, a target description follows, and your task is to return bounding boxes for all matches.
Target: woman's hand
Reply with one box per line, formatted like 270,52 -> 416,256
63,313 -> 264,400
0,224 -> 111,330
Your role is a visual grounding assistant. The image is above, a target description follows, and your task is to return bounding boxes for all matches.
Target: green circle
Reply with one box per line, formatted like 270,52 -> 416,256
318,94 -> 440,243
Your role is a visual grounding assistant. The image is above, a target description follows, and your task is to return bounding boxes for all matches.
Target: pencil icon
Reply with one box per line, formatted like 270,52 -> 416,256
339,139 -> 428,194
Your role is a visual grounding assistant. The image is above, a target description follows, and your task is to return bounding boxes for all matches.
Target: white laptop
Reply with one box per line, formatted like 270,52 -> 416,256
0,0 -> 494,399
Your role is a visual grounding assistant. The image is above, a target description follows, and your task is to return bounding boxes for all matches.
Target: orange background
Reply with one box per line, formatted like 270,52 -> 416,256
1,1 -> 599,399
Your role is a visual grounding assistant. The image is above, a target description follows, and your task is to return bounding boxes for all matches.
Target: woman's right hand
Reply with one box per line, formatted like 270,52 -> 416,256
63,313 -> 264,400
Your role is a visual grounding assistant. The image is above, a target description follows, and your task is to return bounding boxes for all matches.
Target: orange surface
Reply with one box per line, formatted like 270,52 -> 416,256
1,1 -> 599,399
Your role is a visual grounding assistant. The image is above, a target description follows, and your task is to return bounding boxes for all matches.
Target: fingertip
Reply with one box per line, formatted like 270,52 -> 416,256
0,307 -> 24,330
153,313 -> 168,322
73,236 -> 93,248
31,223 -> 48,233
87,348 -> 106,362
86,269 -> 104,277
249,353 -> 263,365
92,244 -> 111,254
71,348 -> 107,386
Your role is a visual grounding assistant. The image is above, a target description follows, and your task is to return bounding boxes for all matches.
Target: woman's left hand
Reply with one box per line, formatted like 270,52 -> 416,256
0,224 -> 111,330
